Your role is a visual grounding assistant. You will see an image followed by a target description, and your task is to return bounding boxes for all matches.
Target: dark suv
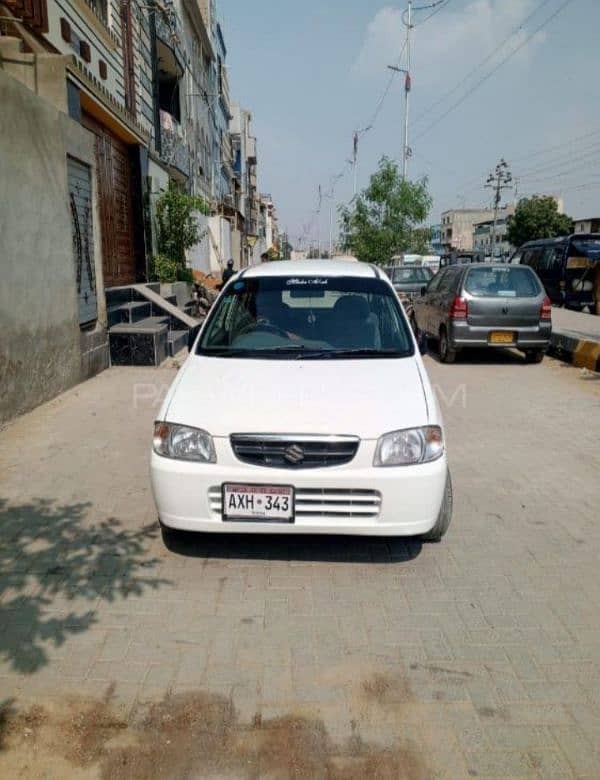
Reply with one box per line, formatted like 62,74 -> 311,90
413,263 -> 552,363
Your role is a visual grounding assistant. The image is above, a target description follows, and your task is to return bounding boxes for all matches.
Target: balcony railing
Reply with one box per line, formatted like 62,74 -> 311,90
155,3 -> 186,73
160,110 -> 190,177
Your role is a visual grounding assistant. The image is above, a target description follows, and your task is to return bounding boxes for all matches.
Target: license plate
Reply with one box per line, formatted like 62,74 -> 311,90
489,331 -> 515,344
222,483 -> 294,523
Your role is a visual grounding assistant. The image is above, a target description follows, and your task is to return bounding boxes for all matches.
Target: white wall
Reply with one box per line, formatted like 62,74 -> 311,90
188,213 -> 232,274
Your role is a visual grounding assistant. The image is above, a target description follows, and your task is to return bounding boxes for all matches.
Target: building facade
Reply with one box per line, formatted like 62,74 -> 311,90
440,209 -> 495,251
574,217 -> 600,234
1,0 -> 277,420
472,206 -> 515,259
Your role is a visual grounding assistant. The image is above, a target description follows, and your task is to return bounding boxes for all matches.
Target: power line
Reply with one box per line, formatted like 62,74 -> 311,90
412,0 -> 576,143
411,0 -> 554,130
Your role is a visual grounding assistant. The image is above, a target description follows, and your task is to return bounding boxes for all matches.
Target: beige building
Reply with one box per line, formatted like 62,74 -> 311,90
440,209 -> 495,251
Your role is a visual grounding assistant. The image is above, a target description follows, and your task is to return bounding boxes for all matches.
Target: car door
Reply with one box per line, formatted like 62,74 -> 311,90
434,267 -> 461,335
416,270 -> 443,334
540,245 -> 564,302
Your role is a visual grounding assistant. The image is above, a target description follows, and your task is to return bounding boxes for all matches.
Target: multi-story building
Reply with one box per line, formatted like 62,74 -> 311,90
0,0 -> 276,419
230,103 -> 262,264
440,209 -> 495,251
472,206 -> 515,259
261,193 -> 279,254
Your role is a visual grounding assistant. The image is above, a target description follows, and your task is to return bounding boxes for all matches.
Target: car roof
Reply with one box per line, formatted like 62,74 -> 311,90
241,260 -> 379,278
452,263 -> 529,270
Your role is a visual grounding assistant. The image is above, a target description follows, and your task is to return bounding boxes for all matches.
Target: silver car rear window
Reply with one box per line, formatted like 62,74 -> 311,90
464,267 -> 541,298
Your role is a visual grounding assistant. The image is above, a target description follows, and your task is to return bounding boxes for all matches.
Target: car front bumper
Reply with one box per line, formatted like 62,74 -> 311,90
449,321 -> 552,349
150,439 -> 448,536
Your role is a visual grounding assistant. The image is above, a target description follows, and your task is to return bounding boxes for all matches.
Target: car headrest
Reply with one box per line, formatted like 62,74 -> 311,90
333,295 -> 370,321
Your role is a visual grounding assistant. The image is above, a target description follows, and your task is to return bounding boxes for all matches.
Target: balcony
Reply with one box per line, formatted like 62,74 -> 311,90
155,3 -> 186,74
160,110 -> 190,178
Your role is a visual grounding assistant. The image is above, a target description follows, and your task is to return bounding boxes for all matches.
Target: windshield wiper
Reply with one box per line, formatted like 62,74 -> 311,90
298,348 -> 406,360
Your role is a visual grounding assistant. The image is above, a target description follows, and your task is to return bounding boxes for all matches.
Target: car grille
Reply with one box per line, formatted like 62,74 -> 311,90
229,434 -> 359,469
209,487 -> 381,519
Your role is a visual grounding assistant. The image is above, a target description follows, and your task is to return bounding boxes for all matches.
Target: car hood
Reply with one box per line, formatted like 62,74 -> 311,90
165,355 -> 429,439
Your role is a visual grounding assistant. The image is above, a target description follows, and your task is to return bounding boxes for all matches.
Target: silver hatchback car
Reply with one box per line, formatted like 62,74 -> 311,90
413,263 -> 552,363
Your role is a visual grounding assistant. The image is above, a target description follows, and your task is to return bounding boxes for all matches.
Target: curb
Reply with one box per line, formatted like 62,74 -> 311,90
549,330 -> 600,372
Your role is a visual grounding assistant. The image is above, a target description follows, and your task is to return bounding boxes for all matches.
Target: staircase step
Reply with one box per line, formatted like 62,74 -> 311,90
168,330 -> 189,357
109,321 -> 168,366
107,301 -> 152,327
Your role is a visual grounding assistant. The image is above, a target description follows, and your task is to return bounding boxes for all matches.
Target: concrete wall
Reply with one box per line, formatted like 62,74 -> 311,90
0,69 -> 108,424
188,214 -> 232,274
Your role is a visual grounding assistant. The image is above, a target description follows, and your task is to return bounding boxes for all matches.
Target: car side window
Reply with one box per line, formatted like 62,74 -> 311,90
427,272 -> 444,293
438,269 -> 458,293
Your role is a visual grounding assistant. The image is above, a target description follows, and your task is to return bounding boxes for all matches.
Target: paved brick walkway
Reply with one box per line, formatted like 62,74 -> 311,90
0,352 -> 599,778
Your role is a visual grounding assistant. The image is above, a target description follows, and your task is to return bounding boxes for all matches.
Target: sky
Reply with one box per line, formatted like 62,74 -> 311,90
220,0 -> 600,247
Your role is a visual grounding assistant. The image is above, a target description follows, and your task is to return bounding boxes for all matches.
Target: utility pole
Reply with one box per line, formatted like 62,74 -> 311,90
485,158 -> 513,260
387,0 -> 412,180
352,132 -> 359,198
404,0 -> 412,181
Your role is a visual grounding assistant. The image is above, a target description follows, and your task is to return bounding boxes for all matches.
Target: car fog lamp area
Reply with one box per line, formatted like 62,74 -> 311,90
153,422 -> 217,463
374,426 -> 444,466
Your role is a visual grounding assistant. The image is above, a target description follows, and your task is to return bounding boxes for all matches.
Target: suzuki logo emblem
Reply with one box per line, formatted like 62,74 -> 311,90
502,306 -> 509,314
284,444 -> 305,464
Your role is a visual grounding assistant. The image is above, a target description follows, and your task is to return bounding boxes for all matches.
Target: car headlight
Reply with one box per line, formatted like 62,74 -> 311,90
374,426 -> 444,467
153,422 -> 216,463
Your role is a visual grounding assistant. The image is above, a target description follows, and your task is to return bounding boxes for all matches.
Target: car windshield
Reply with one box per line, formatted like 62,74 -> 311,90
197,275 -> 414,359
464,266 -> 541,298
391,267 -> 432,284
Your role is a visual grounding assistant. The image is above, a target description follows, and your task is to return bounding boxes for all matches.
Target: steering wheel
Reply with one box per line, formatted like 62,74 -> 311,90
238,320 -> 290,339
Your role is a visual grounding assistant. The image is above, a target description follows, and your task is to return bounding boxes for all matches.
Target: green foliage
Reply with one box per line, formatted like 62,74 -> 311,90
156,182 -> 209,266
506,196 -> 573,248
339,156 -> 433,264
149,255 -> 195,284
150,254 -> 179,283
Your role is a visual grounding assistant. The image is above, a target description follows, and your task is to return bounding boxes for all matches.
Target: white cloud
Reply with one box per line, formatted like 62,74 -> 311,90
352,0 -> 548,88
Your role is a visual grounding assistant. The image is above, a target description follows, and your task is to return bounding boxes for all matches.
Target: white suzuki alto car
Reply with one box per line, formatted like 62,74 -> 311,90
151,260 -> 452,541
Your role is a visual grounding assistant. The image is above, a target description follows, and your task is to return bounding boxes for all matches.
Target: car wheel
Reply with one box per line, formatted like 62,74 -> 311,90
421,470 -> 453,542
524,349 -> 545,364
439,328 -> 457,364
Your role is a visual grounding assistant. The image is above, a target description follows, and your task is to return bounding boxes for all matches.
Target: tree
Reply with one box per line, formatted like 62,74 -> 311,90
339,156 -> 432,264
152,182 -> 209,282
506,195 -> 573,248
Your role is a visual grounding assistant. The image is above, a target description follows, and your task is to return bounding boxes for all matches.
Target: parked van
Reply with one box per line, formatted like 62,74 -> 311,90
511,234 -> 600,312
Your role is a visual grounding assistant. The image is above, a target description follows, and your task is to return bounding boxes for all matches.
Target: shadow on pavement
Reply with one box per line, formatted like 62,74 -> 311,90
161,527 -> 422,564
0,499 -> 171,674
425,339 -> 528,365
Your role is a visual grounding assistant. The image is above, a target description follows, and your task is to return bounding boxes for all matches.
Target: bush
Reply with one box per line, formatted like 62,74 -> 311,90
150,254 -> 180,283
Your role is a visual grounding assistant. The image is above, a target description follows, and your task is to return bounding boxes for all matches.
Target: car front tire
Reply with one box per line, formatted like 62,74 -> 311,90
421,470 -> 453,542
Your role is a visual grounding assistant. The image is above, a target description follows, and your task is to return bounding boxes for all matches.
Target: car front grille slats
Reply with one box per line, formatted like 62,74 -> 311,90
230,435 -> 359,469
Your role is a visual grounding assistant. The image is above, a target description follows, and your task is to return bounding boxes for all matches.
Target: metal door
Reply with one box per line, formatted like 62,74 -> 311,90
68,156 -> 97,325
82,113 -> 137,287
